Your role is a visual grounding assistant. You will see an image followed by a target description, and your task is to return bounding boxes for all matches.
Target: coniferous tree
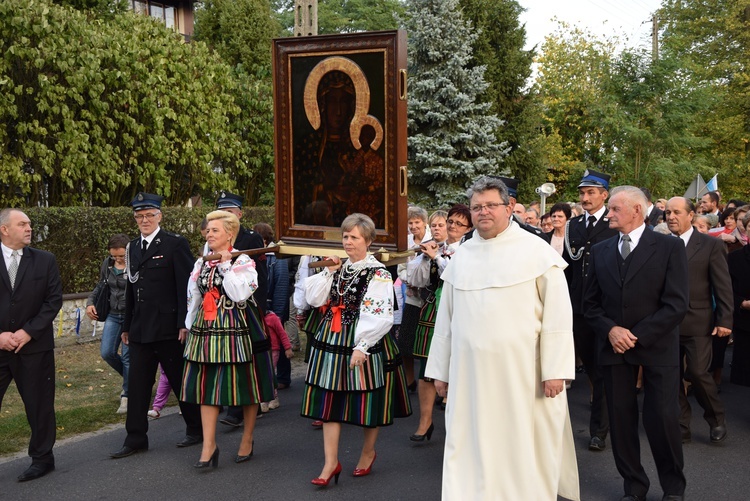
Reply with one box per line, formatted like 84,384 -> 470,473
458,0 -> 543,202
403,0 -> 508,207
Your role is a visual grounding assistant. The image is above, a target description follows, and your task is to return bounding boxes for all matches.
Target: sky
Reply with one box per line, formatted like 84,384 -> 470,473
519,0 -> 664,53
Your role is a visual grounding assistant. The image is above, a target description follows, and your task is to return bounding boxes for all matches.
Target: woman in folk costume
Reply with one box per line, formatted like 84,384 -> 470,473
406,209 -> 448,441
302,213 -> 410,487
181,210 -> 275,469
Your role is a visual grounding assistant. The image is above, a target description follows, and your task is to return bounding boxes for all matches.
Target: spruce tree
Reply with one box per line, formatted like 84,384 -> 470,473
403,0 -> 507,207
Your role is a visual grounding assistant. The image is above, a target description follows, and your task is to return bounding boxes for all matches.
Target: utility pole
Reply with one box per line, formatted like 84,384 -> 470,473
652,14 -> 659,62
294,0 -> 318,36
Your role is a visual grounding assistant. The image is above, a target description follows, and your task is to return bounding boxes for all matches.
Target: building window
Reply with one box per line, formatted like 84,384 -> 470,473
130,1 -> 178,32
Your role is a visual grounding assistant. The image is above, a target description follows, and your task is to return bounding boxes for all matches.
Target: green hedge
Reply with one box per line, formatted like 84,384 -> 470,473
25,206 -> 275,294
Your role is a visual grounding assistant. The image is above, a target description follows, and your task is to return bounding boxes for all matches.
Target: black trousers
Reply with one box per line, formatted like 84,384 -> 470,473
0,350 -> 56,465
603,363 -> 685,498
679,334 -> 725,431
573,314 -> 609,439
124,339 -> 201,449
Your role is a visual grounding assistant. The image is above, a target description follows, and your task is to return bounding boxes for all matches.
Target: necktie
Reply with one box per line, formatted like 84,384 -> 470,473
141,239 -> 148,253
586,215 -> 597,235
8,250 -> 18,289
621,234 -> 632,259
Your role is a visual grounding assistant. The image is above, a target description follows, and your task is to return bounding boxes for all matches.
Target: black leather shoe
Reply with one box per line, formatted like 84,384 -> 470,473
588,436 -> 606,451
710,424 -> 727,443
110,446 -> 146,459
176,435 -> 203,448
17,463 -> 54,482
219,415 -> 243,427
681,430 -> 692,444
620,495 -> 646,501
662,495 -> 684,500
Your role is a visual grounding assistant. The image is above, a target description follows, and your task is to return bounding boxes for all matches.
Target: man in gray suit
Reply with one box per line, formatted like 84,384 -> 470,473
665,197 -> 732,444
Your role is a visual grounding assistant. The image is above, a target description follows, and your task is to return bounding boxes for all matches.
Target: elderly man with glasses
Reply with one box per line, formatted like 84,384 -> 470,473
110,192 -> 203,459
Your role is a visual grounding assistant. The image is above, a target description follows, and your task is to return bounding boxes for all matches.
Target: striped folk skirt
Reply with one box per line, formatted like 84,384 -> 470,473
397,303 -> 421,357
413,290 -> 441,359
301,321 -> 411,427
182,301 -> 276,405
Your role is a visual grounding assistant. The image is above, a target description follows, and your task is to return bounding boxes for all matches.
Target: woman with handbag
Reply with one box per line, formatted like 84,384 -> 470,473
86,233 -> 131,414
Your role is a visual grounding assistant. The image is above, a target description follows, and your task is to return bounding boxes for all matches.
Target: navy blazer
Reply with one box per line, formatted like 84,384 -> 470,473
562,211 -> 619,314
583,228 -> 689,367
0,247 -> 62,354
124,229 -> 193,343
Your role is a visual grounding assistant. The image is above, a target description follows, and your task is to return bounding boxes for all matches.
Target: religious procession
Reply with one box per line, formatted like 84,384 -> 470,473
3,1 -> 750,500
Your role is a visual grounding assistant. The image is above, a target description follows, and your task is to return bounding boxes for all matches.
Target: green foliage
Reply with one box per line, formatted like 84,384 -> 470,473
52,0 -> 128,18
458,0 -> 543,201
273,0 -> 404,35
0,0 -> 248,207
658,0 -> 750,200
25,206 -> 274,293
193,0 -> 278,205
403,0 -> 508,207
194,0 -> 279,71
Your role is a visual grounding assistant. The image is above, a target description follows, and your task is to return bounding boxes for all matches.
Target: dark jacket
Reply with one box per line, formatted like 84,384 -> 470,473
679,231 -> 733,337
728,245 -> 750,332
583,228 -> 689,367
0,247 -> 63,354
562,211 -> 619,314
87,256 -> 127,315
124,229 -> 193,343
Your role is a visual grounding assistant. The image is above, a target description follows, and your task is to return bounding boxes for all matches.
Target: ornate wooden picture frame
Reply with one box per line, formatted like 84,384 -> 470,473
272,30 -> 408,252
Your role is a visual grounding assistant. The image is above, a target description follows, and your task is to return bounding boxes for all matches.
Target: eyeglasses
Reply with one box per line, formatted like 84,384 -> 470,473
446,219 -> 469,228
469,202 -> 507,214
134,212 -> 159,222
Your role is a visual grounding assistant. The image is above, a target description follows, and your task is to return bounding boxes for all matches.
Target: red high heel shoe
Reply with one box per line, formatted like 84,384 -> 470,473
311,462 -> 342,486
352,452 -> 376,477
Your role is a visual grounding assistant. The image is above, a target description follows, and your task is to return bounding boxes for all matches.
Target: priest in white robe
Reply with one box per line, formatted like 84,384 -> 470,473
425,176 -> 580,501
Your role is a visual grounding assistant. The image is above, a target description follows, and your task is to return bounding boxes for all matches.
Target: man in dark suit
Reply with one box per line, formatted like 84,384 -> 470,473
110,193 -> 203,458
562,169 -> 618,452
212,191 -> 276,427
641,187 -> 664,227
584,186 -> 689,501
0,209 -> 62,482
665,196 -> 732,444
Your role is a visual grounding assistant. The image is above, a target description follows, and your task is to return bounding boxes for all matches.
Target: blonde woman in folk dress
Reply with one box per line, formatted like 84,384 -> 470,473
302,213 -> 410,487
181,211 -> 275,469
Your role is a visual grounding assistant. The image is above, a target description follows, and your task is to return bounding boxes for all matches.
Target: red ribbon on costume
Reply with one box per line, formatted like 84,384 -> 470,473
202,288 -> 220,322
320,301 -> 344,333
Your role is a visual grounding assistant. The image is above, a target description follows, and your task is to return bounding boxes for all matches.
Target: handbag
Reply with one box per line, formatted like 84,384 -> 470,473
93,276 -> 111,321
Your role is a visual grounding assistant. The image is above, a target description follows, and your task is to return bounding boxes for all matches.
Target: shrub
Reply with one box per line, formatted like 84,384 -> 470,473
26,206 -> 275,293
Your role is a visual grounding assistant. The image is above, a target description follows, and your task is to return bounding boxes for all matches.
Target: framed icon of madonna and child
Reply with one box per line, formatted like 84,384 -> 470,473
272,30 -> 408,252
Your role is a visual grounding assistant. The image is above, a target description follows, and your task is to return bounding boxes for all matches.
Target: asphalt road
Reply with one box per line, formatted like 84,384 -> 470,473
1,347 -> 749,500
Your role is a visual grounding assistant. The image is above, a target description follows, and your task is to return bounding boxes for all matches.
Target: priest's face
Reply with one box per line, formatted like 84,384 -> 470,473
470,189 -> 512,239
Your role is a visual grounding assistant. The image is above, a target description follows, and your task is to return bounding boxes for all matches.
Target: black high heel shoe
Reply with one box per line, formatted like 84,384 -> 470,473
409,423 -> 434,442
235,441 -> 254,463
194,447 -> 219,469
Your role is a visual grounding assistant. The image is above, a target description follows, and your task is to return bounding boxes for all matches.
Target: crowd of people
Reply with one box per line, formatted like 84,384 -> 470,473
1,172 -> 749,501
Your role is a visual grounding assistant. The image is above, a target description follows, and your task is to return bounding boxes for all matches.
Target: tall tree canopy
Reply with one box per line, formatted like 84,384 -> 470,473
273,0 -> 404,35
0,0 -> 248,207
193,0 -> 280,204
658,0 -> 750,199
459,0 -> 542,202
403,0 -> 507,207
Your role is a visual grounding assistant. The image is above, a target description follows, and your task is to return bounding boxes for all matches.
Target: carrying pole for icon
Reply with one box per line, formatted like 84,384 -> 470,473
203,245 -> 280,262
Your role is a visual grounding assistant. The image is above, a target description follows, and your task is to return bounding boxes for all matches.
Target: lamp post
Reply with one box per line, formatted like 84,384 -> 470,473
535,183 -> 556,215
